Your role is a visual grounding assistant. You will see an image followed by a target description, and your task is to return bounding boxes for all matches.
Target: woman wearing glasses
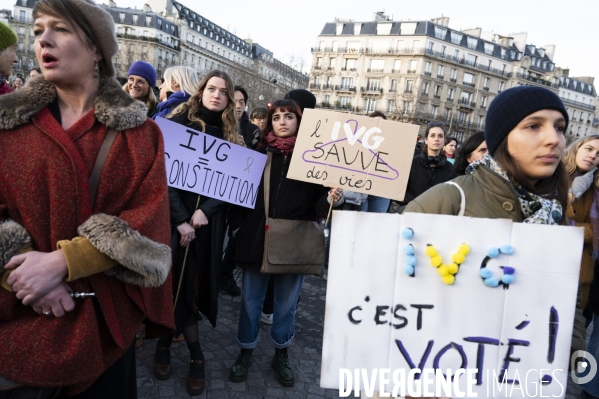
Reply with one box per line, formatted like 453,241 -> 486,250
123,60 -> 159,117
398,122 -> 455,210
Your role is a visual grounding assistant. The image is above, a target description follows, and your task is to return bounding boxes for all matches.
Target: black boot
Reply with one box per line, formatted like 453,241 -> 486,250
271,347 -> 295,387
229,348 -> 253,382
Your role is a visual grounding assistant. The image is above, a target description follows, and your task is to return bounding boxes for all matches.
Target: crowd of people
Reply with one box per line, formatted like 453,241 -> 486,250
0,0 -> 598,398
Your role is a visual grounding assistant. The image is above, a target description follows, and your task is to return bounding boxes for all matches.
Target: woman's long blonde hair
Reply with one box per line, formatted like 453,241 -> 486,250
562,135 -> 599,187
170,70 -> 239,144
122,81 -> 158,110
163,66 -> 199,95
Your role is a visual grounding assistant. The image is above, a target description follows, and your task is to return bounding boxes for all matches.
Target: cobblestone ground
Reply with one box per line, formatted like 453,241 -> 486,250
135,273 -> 585,399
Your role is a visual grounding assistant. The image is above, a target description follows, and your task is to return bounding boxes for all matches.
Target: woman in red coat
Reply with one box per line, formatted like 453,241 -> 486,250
0,0 -> 173,397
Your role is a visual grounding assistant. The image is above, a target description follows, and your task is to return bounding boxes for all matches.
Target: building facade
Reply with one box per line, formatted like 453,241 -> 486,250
6,0 -> 307,107
558,75 -> 597,140
309,12 -> 594,142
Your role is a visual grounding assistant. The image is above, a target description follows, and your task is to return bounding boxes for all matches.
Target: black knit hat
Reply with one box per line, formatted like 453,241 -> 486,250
284,89 -> 316,112
484,86 -> 569,155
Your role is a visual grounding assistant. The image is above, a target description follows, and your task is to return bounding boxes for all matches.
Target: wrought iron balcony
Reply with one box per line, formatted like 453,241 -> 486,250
361,87 -> 383,95
483,87 -> 490,91
560,97 -> 596,112
450,78 -> 457,83
407,69 -> 417,74
463,81 -> 475,88
367,68 -> 384,73
308,83 -> 320,89
335,85 -> 356,92
424,71 -> 432,76
458,98 -> 476,108
437,74 -> 444,80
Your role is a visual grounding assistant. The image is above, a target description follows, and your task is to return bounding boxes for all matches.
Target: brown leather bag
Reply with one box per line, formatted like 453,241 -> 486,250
260,152 -> 325,275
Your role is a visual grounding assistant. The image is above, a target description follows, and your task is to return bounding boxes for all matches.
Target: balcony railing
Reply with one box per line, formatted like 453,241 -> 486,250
309,83 -> 319,89
436,74 -> 444,80
322,84 -> 333,90
335,85 -> 357,92
407,69 -> 417,74
361,87 -> 383,94
483,87 -> 490,91
367,68 -> 384,73
463,81 -> 475,88
313,66 -> 321,70
116,32 -> 180,50
560,97 -> 597,112
423,48 -> 510,78
404,88 -> 414,93
310,47 -> 333,52
391,69 -> 401,73
450,78 -> 457,83
389,89 -> 397,92
507,72 -> 559,89
434,95 -> 441,99
480,104 -> 487,109
458,98 -> 476,108
424,71 -> 432,76
341,67 -> 357,71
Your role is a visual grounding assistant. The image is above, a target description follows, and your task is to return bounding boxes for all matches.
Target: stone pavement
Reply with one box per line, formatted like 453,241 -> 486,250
135,274 -> 341,399
134,272 -> 584,399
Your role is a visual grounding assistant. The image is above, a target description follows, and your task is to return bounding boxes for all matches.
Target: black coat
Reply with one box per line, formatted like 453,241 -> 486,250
239,111 -> 260,150
232,147 -> 331,272
400,151 -> 456,207
167,112 -> 227,328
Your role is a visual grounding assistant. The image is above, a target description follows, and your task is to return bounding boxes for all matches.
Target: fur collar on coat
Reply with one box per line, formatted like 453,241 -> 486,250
0,75 -> 147,131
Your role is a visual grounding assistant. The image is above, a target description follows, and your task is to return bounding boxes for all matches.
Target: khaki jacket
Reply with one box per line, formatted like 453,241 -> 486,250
405,164 -> 522,222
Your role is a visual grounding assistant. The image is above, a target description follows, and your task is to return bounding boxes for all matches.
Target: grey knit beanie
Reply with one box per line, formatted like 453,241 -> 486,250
34,0 -> 117,77
484,86 -> 569,156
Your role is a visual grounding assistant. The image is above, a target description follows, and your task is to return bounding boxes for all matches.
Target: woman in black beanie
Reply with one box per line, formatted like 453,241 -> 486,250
405,85 -> 569,227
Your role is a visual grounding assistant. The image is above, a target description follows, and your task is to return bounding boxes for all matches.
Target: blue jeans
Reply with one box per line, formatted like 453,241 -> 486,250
581,312 -> 599,396
236,269 -> 303,349
363,195 -> 390,213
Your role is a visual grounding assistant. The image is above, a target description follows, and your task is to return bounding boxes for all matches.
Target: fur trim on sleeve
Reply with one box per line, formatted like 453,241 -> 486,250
0,219 -> 33,268
78,213 -> 171,287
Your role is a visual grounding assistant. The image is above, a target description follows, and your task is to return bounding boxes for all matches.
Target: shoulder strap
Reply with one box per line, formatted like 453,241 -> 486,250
263,152 -> 272,221
90,129 -> 118,209
445,181 -> 466,217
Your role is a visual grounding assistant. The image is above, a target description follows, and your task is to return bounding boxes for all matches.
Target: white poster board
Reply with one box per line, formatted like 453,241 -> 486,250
321,211 -> 583,398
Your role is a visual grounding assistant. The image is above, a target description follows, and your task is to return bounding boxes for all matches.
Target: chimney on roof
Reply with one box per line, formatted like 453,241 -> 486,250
143,3 -> 151,12
543,44 -> 556,61
431,16 -> 450,27
373,11 -> 390,22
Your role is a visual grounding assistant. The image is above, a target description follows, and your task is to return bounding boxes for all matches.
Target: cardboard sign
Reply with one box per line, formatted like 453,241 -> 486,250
321,211 -> 583,398
286,109 -> 419,201
155,117 -> 267,208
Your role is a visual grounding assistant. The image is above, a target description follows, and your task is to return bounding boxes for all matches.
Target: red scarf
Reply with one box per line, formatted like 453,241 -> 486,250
266,131 -> 296,155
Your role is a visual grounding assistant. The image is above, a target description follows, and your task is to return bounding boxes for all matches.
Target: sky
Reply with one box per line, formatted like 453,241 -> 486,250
2,0 -> 597,85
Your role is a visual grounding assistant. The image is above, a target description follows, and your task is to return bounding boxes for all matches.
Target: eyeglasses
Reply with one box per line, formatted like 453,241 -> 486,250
128,77 -> 147,87
428,122 -> 445,127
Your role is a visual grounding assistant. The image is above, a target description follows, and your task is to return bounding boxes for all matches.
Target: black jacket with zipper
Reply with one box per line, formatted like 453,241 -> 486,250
399,150 -> 456,207
233,146 -> 331,272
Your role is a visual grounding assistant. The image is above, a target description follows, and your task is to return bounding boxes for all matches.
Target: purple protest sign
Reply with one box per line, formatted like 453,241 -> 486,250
155,117 -> 267,209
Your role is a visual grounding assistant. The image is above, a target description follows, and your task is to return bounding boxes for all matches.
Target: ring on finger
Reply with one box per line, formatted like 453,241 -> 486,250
42,310 -> 52,316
